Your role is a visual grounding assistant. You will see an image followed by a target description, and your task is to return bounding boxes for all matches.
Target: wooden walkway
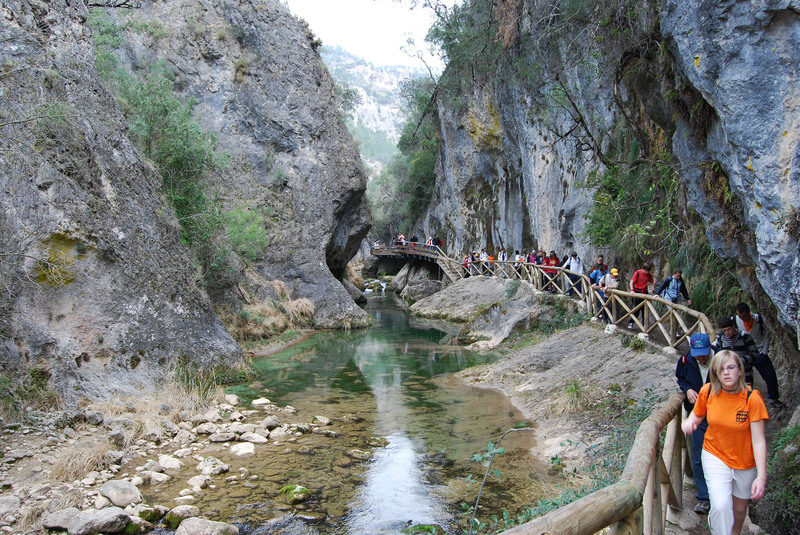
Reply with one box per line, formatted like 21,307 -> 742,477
371,245 -> 714,351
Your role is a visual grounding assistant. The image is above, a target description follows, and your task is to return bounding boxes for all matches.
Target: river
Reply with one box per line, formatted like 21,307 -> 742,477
148,292 -> 552,534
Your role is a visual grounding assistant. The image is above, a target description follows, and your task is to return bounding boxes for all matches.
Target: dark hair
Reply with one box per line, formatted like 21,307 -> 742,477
673,268 -> 682,275
718,316 -> 736,329
735,302 -> 750,314
643,262 -> 653,271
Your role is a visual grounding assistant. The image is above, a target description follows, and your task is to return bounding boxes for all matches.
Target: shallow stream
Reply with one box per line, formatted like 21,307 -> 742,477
148,293 -> 552,534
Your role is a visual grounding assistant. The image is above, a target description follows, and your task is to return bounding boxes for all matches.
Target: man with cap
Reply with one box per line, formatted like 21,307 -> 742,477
676,333 -> 714,514
594,267 -> 619,323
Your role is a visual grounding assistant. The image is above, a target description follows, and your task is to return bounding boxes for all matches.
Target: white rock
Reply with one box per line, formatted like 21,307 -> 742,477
224,394 -> 240,406
173,496 -> 195,505
175,517 -> 239,535
240,432 -> 268,444
173,448 -> 193,458
186,475 -> 211,488
196,457 -> 229,476
158,455 -> 184,472
0,497 -> 19,516
251,398 -> 271,406
230,443 -> 255,457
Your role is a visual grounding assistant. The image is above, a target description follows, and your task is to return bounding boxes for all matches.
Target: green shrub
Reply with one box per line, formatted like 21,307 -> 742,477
224,208 -> 268,262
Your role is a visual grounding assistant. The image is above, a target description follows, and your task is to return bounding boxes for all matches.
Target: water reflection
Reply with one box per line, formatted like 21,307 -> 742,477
218,293 -> 547,534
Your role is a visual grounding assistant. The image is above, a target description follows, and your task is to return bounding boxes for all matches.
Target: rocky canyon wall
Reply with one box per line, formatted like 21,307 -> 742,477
420,0 -> 798,375
0,0 -> 241,401
106,0 -> 371,328
0,0 -> 371,401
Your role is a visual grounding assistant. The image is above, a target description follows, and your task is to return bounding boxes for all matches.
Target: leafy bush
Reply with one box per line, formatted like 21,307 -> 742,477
224,208 -> 268,262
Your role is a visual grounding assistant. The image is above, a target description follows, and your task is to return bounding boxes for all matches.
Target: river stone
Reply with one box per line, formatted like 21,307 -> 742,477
0,496 -> 20,516
345,449 -> 372,461
85,411 -> 104,426
173,448 -> 193,458
240,431 -> 268,443
175,517 -> 240,535
209,432 -> 236,443
268,427 -> 289,440
197,457 -> 229,476
143,460 -> 163,472
95,494 -> 112,509
251,397 -> 271,406
161,420 -> 180,436
144,471 -> 171,485
230,442 -> 255,457
187,475 -> 211,488
174,496 -> 195,505
230,423 -> 256,434
68,506 -> 129,535
158,454 -> 185,471
129,503 -> 167,523
174,429 -> 197,445
260,415 -> 281,429
99,480 -> 142,507
107,429 -> 126,448
229,411 -> 244,421
42,507 -> 79,529
224,394 -> 240,406
311,415 -> 331,425
128,514 -> 154,533
194,423 -> 219,435
164,505 -> 200,529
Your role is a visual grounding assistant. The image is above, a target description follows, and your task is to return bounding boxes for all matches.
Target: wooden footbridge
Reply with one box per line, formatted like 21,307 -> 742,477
372,243 -> 714,535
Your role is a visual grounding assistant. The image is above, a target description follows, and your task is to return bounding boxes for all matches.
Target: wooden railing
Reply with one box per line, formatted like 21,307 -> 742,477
371,246 -> 714,350
503,393 -> 686,535
599,289 -> 714,349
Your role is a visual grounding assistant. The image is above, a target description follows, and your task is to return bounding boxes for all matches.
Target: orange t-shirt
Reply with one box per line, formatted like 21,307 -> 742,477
692,383 -> 769,469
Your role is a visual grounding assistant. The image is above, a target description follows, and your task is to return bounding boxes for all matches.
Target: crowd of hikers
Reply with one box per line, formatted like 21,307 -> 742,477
456,247 -> 783,533
377,239 -> 785,533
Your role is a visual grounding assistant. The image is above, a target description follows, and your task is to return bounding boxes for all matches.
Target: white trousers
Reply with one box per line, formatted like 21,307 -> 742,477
701,450 -> 757,535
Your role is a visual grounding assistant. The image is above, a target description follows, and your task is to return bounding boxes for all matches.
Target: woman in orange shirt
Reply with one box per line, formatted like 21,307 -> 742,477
682,350 -> 768,535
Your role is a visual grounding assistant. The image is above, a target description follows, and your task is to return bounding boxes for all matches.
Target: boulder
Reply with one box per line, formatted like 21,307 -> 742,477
67,507 -> 129,535
224,394 -> 240,406
230,442 -> 255,457
85,411 -> 104,426
175,517 -> 239,535
42,507 -> 80,530
99,480 -> 142,507
209,432 -> 236,443
240,431 -> 268,444
158,454 -> 185,472
0,496 -> 20,516
260,415 -> 281,429
163,504 -> 200,529
196,457 -> 229,476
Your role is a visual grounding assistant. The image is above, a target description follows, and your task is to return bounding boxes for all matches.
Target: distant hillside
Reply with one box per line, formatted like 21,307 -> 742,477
321,46 -> 427,170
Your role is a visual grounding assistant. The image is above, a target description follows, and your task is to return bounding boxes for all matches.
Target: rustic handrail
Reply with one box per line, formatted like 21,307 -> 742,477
371,245 -> 714,349
503,393 -> 685,535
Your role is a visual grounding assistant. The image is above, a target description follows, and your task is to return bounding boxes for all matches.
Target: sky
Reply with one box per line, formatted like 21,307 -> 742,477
282,0 -> 453,68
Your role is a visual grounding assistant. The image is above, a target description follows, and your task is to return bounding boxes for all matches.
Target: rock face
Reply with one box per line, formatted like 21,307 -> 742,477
0,0 -> 241,400
419,1 -> 799,364
661,0 -> 800,333
0,0 -> 372,399
106,0 -> 371,328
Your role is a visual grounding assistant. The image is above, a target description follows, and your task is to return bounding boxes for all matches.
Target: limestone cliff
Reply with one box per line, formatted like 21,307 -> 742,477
103,0 -> 371,328
0,0 -> 241,400
0,0 -> 371,401
417,0 -> 799,374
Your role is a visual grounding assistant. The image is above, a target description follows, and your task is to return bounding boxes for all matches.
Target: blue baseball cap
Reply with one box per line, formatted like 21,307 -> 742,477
689,333 -> 711,356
